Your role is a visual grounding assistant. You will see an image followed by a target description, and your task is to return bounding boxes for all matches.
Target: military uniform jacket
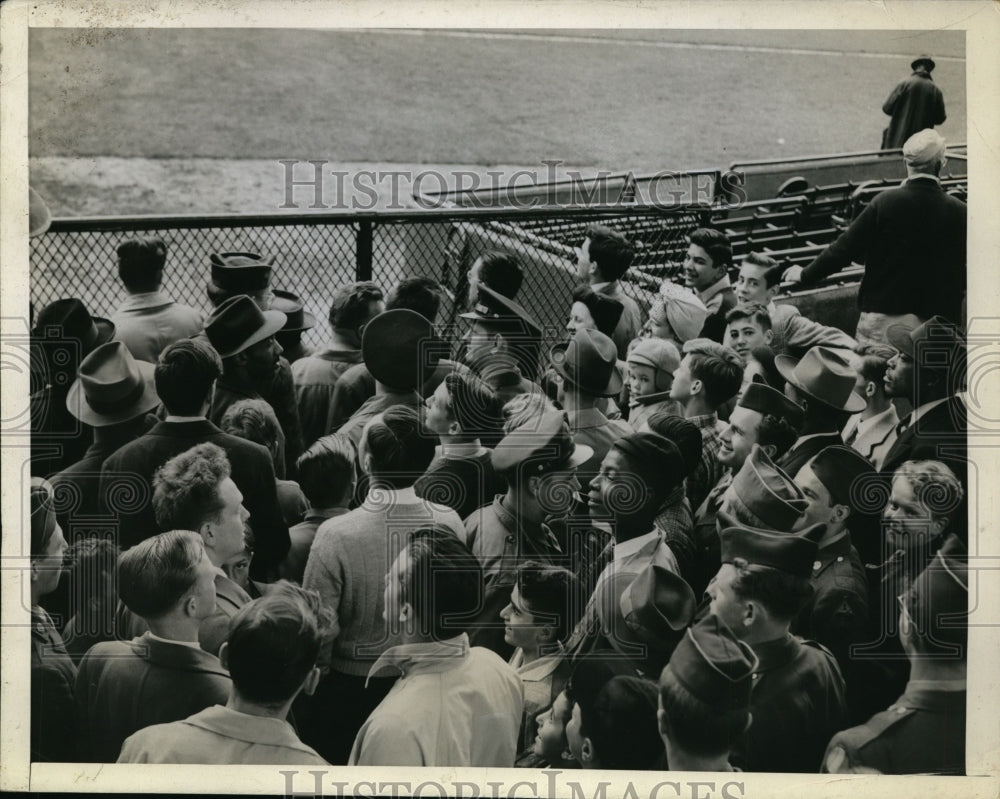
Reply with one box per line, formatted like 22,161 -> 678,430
731,633 -> 848,773
791,533 -> 870,672
690,471 -> 732,598
74,632 -> 231,762
823,683 -> 965,774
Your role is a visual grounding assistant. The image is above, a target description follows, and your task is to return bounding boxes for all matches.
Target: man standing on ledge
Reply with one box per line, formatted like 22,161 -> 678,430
880,55 -> 946,150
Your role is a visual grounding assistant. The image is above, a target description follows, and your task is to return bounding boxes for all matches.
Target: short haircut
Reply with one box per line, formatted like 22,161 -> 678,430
688,228 -> 733,272
444,371 -> 503,439
364,404 -> 437,489
220,398 -> 282,465
401,525 -> 482,641
155,338 -> 223,416
658,665 -> 750,757
854,342 -> 895,387
153,442 -> 231,531
66,537 -> 119,612
117,236 -> 167,291
515,561 -> 583,644
756,413 -> 801,460
894,460 -> 965,520
579,675 -> 662,770
644,411 -> 702,477
725,302 -> 772,332
585,224 -> 634,282
386,276 -> 443,324
742,251 -> 784,288
296,434 -> 356,508
682,338 -> 744,407
478,250 -> 524,299
118,530 -> 205,620
329,281 -> 384,331
730,556 -> 814,620
226,581 -> 335,706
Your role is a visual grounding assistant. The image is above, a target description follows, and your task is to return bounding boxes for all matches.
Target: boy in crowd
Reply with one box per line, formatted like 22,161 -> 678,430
681,228 -> 737,343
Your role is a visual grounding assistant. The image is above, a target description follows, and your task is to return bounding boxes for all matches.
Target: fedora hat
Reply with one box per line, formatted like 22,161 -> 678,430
911,54 -> 935,72
362,308 -> 447,391
550,328 -> 623,397
775,346 -> 865,413
461,285 -> 542,340
206,251 -> 275,302
66,341 -> 159,426
33,298 -> 115,356
492,410 -> 592,474
271,289 -> 316,333
204,294 -> 286,358
598,564 -> 696,656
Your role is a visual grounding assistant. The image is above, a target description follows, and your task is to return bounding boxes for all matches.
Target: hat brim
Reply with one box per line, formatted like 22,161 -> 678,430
92,318 -> 117,352
66,360 -> 160,427
280,310 -> 317,333
549,343 -> 624,398
885,323 -> 915,357
212,311 -> 287,358
567,442 -> 595,469
774,354 -> 866,413
912,58 -> 935,71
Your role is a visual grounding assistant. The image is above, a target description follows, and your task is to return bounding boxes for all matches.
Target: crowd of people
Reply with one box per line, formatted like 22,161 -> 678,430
27,126 -> 968,773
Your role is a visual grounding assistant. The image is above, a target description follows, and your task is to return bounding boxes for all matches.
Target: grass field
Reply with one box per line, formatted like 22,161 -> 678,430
28,28 -> 966,215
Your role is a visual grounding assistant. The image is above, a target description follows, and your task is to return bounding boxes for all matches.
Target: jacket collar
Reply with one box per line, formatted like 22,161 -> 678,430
698,275 -> 732,305
151,418 -> 224,437
183,705 -> 313,750
367,633 -> 470,683
117,290 -> 174,312
750,633 -> 800,674
134,631 -> 230,676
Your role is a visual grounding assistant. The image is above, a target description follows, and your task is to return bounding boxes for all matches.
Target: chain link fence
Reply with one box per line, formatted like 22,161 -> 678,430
30,205 -> 712,352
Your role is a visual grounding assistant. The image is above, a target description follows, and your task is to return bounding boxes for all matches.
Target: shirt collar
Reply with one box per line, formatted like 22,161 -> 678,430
905,173 -> 942,185
688,411 -> 719,430
164,414 -> 208,423
591,281 -> 612,292
304,506 -> 349,522
614,529 -> 659,563
439,440 -> 486,458
697,275 -> 732,304
146,630 -> 202,649
366,633 -> 470,683
510,645 -> 565,680
855,404 -> 898,435
118,290 -> 173,311
364,484 -> 420,507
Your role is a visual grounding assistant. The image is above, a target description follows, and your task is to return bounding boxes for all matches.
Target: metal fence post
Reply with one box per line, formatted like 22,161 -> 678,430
356,219 -> 374,281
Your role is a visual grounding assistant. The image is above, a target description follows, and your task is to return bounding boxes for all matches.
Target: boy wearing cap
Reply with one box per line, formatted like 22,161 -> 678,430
824,536 -> 967,775
774,345 -> 864,479
416,371 -> 506,520
657,613 -> 757,772
790,446 -> 874,671
74,531 -> 230,762
574,224 -> 643,359
204,294 -> 304,477
51,341 -> 160,530
626,337 -> 684,432
111,236 -> 204,364
784,128 -> 966,341
669,338 -> 745,510
732,253 -> 855,359
881,54 -> 946,150
706,519 -> 848,773
551,328 -> 633,483
291,281 -> 383,445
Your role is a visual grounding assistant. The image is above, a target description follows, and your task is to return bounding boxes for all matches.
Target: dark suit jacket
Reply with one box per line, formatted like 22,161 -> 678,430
75,632 -> 231,762
31,608 -> 78,762
99,419 -> 289,579
801,178 -> 966,324
880,395 -> 967,485
777,432 -> 844,480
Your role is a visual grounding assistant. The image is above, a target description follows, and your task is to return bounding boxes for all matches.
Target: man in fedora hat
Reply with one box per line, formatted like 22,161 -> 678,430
291,281 -> 384,446
657,613 -> 758,772
271,289 -> 315,364
706,518 -> 848,772
100,337 -> 288,579
335,308 -> 447,449
205,294 -> 304,477
789,446 -> 874,673
51,341 -> 160,530
774,345 -> 865,479
464,411 -> 591,656
415,371 -> 506,520
669,338 -> 745,510
692,442 -> 808,598
549,328 -> 632,483
31,298 -> 117,477
111,236 -> 204,364
824,534 -> 967,775
205,251 -> 277,310
880,315 -> 967,487
784,128 -> 965,342
880,54 -> 946,150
